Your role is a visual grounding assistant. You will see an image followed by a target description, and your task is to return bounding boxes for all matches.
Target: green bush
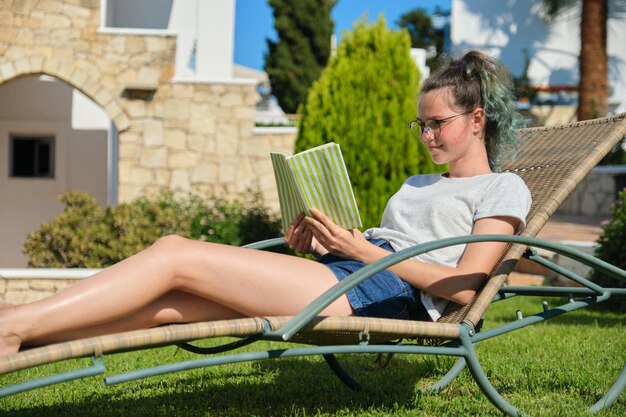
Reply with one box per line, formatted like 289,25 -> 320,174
188,191 -> 283,247
590,190 -> 626,311
296,17 -> 442,229
103,191 -> 191,263
23,189 -> 283,268
22,190 -> 114,268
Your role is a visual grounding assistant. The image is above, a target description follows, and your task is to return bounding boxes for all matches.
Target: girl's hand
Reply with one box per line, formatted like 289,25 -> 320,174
284,213 -> 328,257
305,208 -> 383,262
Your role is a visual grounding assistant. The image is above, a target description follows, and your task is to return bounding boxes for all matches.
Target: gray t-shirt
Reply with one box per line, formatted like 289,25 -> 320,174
364,172 -> 532,321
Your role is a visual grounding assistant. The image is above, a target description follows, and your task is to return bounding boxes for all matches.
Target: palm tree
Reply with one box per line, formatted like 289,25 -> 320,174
544,0 -> 608,120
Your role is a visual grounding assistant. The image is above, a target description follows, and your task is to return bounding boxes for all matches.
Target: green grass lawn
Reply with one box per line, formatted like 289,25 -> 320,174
0,296 -> 624,417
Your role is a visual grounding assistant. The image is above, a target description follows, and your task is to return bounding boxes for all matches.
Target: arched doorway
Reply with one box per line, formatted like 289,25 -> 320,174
0,74 -> 117,267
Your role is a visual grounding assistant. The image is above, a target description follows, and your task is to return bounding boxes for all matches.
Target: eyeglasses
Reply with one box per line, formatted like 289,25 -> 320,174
408,111 -> 472,140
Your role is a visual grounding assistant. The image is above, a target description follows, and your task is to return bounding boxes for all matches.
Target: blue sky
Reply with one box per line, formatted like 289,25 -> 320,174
234,0 -> 451,71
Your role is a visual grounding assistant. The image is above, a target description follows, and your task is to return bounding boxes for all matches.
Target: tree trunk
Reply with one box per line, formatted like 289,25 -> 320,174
578,0 -> 608,120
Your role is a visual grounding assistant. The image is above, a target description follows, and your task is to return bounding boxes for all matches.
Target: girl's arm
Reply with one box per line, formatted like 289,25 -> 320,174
305,208 -> 519,305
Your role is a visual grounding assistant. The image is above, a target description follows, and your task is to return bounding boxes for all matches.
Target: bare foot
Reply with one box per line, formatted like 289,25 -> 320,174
0,307 -> 22,356
0,334 -> 21,357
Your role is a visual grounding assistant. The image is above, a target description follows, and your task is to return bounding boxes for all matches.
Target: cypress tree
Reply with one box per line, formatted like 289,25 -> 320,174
264,0 -> 336,114
296,17 -> 442,229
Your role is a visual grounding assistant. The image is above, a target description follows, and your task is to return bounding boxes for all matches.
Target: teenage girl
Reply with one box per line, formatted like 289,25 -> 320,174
0,51 -> 531,357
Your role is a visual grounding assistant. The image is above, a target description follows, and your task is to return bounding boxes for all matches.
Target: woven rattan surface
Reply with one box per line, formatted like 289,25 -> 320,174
264,316 -> 460,345
0,315 -> 460,375
0,318 -> 266,375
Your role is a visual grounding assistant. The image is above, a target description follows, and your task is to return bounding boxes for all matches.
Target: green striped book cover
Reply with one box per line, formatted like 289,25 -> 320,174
271,142 -> 362,232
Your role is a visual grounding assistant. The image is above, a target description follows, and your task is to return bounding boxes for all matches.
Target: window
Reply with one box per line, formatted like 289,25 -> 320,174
10,135 -> 55,178
104,0 -> 173,30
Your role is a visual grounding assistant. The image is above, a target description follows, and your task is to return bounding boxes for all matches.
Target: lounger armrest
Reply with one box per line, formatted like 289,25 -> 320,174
242,237 -> 286,250
267,235 -> 626,341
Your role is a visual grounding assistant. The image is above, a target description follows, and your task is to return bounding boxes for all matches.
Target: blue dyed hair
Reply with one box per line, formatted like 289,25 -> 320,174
421,51 -> 522,170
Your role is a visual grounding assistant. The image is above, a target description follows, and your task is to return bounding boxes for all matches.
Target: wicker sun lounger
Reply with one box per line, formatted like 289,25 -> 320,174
1,113 -> 626,416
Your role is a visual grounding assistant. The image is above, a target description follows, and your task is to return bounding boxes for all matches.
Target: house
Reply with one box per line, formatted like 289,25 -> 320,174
0,0 -> 295,267
449,0 -> 626,124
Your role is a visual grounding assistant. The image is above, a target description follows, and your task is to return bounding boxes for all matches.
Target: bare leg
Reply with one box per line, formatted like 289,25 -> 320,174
27,290 -> 244,346
0,235 -> 352,356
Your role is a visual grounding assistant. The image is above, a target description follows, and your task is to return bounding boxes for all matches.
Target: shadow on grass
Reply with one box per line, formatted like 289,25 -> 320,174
545,310 -> 626,327
0,355 -> 457,417
486,297 -> 626,328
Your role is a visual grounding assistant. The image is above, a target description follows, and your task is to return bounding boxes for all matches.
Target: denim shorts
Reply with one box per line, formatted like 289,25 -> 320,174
317,239 -> 430,321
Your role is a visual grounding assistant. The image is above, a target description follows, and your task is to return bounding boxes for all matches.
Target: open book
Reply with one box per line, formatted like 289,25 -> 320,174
271,142 -> 362,232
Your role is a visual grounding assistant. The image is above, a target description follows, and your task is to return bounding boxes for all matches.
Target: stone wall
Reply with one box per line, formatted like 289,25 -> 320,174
0,269 -> 96,304
0,278 -> 79,304
0,0 -> 297,207
557,166 -> 626,218
249,127 -> 298,210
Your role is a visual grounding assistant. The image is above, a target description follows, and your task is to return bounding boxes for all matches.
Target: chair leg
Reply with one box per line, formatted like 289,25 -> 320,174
423,357 -> 467,392
589,362 -> 626,413
323,354 -> 364,391
424,317 -> 482,392
459,326 -> 526,417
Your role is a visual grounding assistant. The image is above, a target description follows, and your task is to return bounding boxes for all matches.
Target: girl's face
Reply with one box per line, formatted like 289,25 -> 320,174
416,88 -> 482,168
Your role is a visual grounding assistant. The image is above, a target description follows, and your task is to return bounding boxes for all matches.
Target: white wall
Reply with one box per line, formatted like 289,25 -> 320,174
170,0 -> 235,81
198,0 -> 236,81
71,90 -> 111,130
450,0 -> 626,113
0,76 -> 109,267
410,48 -> 431,82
